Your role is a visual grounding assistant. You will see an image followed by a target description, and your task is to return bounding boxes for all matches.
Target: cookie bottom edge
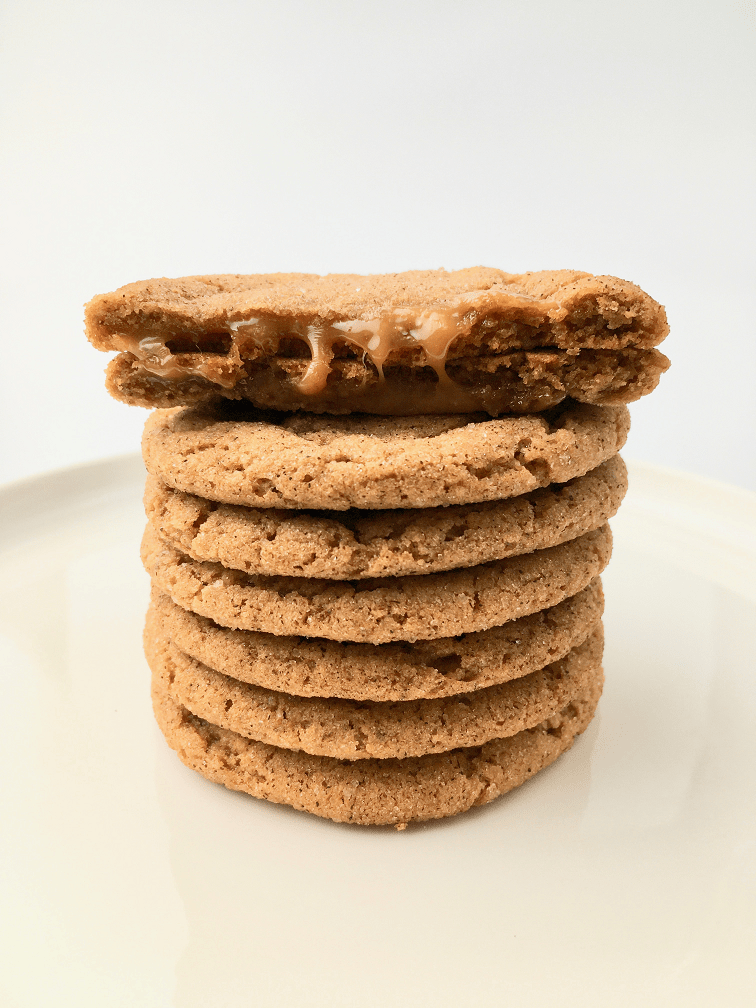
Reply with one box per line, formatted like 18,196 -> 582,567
152,669 -> 602,826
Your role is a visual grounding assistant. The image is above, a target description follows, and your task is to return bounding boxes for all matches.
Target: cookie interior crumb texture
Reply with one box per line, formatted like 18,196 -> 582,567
86,268 -> 669,415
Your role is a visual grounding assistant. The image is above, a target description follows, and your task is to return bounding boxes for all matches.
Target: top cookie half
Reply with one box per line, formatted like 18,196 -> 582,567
86,267 -> 669,416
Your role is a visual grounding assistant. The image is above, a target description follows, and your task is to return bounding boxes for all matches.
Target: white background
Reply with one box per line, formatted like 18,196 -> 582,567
2,0 -> 754,489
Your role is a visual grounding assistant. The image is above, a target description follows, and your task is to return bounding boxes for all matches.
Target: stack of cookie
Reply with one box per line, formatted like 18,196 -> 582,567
85,268 -> 668,826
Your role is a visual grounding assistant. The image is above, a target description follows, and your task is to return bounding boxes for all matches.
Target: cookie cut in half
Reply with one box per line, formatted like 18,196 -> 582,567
86,268 -> 669,415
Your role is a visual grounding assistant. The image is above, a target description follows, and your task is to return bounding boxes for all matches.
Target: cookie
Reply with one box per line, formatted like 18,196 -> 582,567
149,579 -> 603,701
145,455 -> 626,579
142,399 -> 630,510
86,268 -> 668,414
141,523 -> 612,643
106,344 -> 667,416
146,618 -> 603,760
151,659 -> 603,825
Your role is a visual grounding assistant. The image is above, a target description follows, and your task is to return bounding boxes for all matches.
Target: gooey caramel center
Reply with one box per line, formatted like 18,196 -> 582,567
112,288 -> 553,396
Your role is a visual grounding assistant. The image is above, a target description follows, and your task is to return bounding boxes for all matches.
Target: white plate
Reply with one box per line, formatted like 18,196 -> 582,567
0,457 -> 754,1008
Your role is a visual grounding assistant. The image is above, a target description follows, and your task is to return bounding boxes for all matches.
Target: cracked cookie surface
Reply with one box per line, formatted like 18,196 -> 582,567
145,456 -> 626,578
142,400 -> 630,510
147,617 -> 602,760
151,654 -> 603,825
142,523 -> 612,644
149,579 -> 603,700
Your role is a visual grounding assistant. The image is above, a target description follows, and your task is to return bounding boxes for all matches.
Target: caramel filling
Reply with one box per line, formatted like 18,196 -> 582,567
228,298 -> 496,397
109,334 -> 240,388
111,289 -> 557,397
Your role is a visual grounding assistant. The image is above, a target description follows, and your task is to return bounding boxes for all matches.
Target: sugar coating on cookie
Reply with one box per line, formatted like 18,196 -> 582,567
149,579 -> 603,700
151,659 -> 603,825
86,268 -> 668,415
142,400 -> 630,510
142,522 -> 612,643
145,455 -> 626,579
146,619 -> 603,760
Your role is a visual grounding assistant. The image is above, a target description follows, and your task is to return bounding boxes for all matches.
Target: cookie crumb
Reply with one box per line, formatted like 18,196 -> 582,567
395,823 -> 408,831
